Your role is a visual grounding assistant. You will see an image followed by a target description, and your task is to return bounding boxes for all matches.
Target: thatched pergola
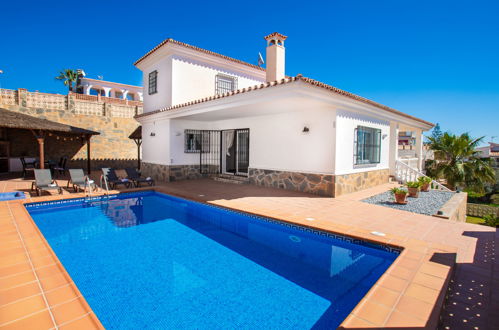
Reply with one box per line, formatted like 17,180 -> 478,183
128,126 -> 141,170
0,108 -> 100,173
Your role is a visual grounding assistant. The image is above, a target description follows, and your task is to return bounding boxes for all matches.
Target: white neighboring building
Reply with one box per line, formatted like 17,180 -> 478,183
79,77 -> 143,101
134,33 -> 434,197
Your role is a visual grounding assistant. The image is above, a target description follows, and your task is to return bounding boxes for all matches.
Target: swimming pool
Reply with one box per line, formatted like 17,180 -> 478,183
27,191 -> 399,329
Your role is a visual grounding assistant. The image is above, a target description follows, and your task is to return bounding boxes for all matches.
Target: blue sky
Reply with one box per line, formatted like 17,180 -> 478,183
1,0 -> 498,144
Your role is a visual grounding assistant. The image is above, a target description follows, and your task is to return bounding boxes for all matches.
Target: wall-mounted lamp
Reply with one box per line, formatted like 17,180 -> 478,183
150,132 -> 156,137
382,134 -> 388,139
302,126 -> 310,133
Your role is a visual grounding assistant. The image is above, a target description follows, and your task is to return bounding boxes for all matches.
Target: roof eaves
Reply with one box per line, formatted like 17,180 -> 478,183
134,38 -> 265,71
136,75 -> 433,127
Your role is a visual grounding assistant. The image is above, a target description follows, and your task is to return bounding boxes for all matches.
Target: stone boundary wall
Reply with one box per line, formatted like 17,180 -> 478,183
334,169 -> 390,196
434,192 -> 468,222
467,203 -> 499,218
0,88 -> 143,117
140,163 -> 205,182
0,88 -> 143,162
248,168 -> 334,197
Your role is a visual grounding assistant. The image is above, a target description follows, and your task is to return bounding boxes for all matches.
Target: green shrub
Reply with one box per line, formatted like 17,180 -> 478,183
406,181 -> 422,188
418,176 -> 432,184
491,194 -> 499,205
483,214 -> 499,227
390,187 -> 407,195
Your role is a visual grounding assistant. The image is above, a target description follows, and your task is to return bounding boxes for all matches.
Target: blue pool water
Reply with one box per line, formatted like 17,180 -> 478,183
27,191 -> 398,329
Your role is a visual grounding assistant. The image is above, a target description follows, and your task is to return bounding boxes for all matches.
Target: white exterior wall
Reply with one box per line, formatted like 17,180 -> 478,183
171,57 -> 264,107
141,57 -> 172,113
167,108 -> 336,174
141,55 -> 264,114
141,119 -> 171,165
334,110 -> 390,175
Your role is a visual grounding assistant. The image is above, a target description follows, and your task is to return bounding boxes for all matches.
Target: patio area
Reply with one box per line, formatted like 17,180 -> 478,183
0,175 -> 497,329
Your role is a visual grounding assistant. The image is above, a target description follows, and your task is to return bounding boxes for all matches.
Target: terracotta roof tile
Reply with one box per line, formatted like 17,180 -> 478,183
264,32 -> 288,40
135,75 -> 434,127
134,38 -> 264,71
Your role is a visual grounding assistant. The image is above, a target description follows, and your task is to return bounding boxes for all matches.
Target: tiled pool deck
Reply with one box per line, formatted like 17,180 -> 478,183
0,176 -> 497,329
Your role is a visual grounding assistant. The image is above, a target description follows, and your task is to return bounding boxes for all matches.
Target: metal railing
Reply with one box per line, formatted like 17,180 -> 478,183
84,176 -> 93,200
99,174 -> 110,196
395,159 -> 452,192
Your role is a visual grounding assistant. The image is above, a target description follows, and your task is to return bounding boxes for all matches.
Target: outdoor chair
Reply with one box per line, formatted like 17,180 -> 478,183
20,157 -> 35,178
33,169 -> 62,196
52,157 -> 68,177
125,168 -> 155,187
101,168 -> 132,189
67,169 -> 97,192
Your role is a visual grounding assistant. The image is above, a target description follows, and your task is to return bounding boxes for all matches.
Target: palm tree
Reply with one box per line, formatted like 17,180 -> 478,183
427,132 -> 495,191
55,69 -> 78,92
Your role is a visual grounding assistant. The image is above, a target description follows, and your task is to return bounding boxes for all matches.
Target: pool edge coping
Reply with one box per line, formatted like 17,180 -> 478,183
2,187 -> 457,329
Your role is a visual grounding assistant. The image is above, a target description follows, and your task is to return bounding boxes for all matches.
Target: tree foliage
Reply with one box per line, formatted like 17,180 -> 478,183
427,132 -> 495,191
55,69 -> 78,92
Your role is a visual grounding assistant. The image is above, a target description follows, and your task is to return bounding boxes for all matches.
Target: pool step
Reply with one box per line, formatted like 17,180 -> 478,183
213,174 -> 249,184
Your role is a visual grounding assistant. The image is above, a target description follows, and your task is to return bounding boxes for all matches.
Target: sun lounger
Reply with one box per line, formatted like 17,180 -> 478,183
67,169 -> 96,192
125,168 -> 155,187
102,168 -> 132,189
33,169 -> 62,196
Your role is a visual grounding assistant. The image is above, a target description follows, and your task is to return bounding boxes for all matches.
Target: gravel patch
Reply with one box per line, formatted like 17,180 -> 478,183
362,190 -> 456,215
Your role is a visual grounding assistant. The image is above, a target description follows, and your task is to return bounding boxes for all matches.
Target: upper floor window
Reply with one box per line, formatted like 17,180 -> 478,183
354,126 -> 381,165
148,71 -> 158,95
215,74 -> 237,95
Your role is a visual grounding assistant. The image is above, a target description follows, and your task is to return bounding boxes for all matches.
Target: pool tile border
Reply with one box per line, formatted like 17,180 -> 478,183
1,187 -> 457,329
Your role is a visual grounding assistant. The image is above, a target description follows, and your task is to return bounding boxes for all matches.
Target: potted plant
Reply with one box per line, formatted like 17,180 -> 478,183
390,187 -> 408,204
406,181 -> 422,198
418,176 -> 432,192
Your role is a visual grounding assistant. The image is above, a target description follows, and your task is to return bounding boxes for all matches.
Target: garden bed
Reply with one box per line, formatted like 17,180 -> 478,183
362,189 -> 455,215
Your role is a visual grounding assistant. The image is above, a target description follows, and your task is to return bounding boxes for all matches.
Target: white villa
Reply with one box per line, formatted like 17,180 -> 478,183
79,76 -> 143,101
134,33 -> 434,197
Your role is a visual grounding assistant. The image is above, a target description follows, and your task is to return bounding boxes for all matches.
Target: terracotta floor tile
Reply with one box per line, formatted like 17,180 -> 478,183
0,282 -> 41,307
412,272 -> 446,290
0,294 -> 47,325
378,274 -> 409,292
353,299 -> 392,326
52,298 -> 90,325
59,314 -> 100,329
367,285 -> 401,308
45,284 -> 79,307
0,252 -> 29,268
0,271 -> 37,291
0,310 -> 55,330
405,283 -> 440,305
339,315 -> 376,328
395,294 -> 434,320
39,272 -> 71,291
385,310 -> 426,327
0,262 -> 32,278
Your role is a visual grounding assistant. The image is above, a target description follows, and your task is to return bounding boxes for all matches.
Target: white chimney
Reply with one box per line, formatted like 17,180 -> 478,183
264,32 -> 287,82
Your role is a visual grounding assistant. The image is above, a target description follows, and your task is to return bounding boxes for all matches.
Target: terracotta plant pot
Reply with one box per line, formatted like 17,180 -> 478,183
408,187 -> 420,198
421,183 -> 430,192
394,193 -> 407,204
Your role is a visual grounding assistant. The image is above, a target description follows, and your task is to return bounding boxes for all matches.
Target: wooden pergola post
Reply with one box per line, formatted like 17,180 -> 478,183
85,134 -> 92,174
133,138 -> 142,170
31,130 -> 46,169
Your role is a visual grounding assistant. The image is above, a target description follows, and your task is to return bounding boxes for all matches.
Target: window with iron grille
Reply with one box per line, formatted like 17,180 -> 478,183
148,71 -> 157,95
215,74 -> 237,95
185,129 -> 201,153
354,126 -> 381,165
184,130 -> 211,153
